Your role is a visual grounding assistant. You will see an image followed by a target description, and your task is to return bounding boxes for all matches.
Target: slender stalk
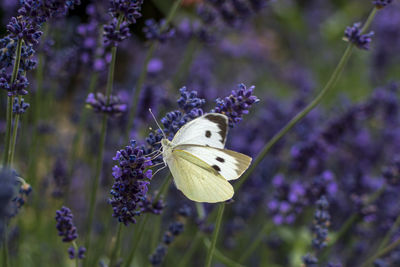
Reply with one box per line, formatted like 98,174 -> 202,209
72,241 -> 79,267
109,224 -> 123,267
65,72 -> 99,200
84,15 -> 123,266
235,8 -> 377,191
205,204 -> 225,267
153,174 -> 172,203
203,237 -> 245,267
238,223 -> 272,263
125,43 -> 157,139
177,232 -> 202,267
360,237 -> 400,267
235,44 -> 354,190
125,0 -> 182,138
171,37 -> 199,90
9,96 -> 22,166
3,39 -> 22,166
124,214 -> 149,267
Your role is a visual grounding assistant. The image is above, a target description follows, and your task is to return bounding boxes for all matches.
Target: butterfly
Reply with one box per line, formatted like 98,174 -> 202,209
157,113 -> 252,203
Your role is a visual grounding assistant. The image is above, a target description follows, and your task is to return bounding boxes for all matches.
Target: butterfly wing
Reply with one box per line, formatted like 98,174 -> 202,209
175,144 -> 251,181
171,113 -> 228,149
166,149 -> 234,203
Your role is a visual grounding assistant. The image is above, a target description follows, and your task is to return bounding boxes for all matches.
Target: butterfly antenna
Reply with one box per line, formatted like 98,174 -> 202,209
149,108 -> 166,139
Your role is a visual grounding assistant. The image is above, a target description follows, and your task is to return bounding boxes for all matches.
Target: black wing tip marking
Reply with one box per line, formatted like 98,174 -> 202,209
212,165 -> 221,172
216,157 -> 225,163
204,114 -> 228,144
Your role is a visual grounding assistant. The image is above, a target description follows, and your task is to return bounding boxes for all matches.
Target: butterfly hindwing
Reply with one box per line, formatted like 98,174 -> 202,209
166,149 -> 234,203
175,144 -> 252,181
171,113 -> 228,149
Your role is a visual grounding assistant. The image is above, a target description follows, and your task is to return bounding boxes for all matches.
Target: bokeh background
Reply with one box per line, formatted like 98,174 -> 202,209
1,0 -> 400,266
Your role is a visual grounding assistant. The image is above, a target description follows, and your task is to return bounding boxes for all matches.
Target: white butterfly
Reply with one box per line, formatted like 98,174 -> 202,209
158,113 -> 252,203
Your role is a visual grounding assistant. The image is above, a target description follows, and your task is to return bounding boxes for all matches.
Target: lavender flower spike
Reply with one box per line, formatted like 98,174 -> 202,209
213,83 -> 259,127
55,206 -> 78,242
109,140 -> 153,225
343,22 -> 374,50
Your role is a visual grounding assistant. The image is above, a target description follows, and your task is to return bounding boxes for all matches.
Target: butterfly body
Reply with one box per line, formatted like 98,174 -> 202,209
161,113 -> 252,203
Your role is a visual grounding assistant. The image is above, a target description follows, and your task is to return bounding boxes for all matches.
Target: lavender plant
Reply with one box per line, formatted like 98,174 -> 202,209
0,0 -> 400,266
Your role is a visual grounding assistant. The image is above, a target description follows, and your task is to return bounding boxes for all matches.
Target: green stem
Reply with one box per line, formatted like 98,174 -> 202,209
109,224 -> 123,267
126,42 -> 157,139
153,174 -> 172,203
65,72 -> 99,200
171,37 -> 199,89
9,96 -> 22,166
238,223 -> 272,263
177,232 -> 202,267
3,39 -> 22,167
205,204 -> 225,267
124,214 -> 149,267
125,0 -> 182,139
360,237 -> 400,267
84,113 -> 107,262
378,215 -> 400,251
72,241 -> 79,267
235,8 -> 378,191
234,43 -> 354,190
203,237 -> 245,267
85,15 -> 123,266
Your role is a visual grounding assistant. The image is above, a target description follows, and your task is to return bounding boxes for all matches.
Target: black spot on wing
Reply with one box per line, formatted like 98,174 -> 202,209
216,157 -> 225,163
212,165 -> 221,172
204,114 -> 228,145
205,130 -> 211,138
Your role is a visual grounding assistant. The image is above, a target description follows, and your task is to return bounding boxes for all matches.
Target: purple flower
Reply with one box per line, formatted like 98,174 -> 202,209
103,18 -> 131,47
109,140 -> 153,225
0,70 -> 29,96
302,253 -> 318,267
149,245 -> 167,266
6,16 -> 42,45
0,36 -> 17,68
68,246 -> 86,259
311,196 -> 330,250
55,206 -> 78,242
372,0 -> 393,9
343,22 -> 374,50
149,205 -> 191,265
213,83 -> 259,127
109,0 -> 144,24
86,92 -> 127,116
12,97 -> 30,115
140,194 -> 165,215
143,19 -> 175,43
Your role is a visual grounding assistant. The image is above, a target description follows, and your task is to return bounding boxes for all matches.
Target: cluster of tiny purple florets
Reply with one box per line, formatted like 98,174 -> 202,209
68,246 -> 86,259
0,70 -> 29,97
109,140 -> 153,225
143,19 -> 175,43
103,0 -> 144,47
343,22 -> 374,50
86,92 -> 127,116
55,206 -> 78,242
213,83 -> 259,127
149,205 -> 191,266
160,87 -> 205,139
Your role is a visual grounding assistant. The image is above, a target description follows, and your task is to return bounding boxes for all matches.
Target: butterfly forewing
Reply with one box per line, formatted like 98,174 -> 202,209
175,144 -> 252,181
167,149 -> 234,203
172,113 -> 228,149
